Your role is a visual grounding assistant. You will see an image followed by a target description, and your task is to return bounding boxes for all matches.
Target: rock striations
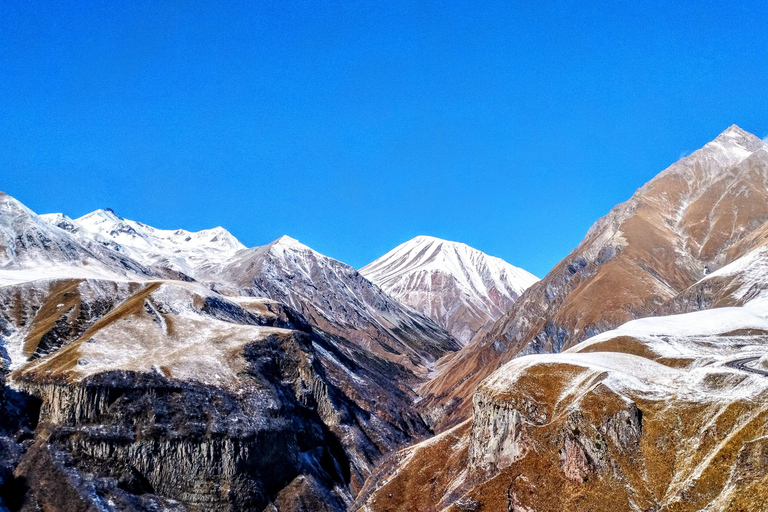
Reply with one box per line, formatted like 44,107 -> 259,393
4,124 -> 768,512
360,236 -> 538,344
418,125 -> 768,431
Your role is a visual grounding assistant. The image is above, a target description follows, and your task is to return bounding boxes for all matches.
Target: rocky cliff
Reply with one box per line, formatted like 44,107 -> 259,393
358,306 -> 768,511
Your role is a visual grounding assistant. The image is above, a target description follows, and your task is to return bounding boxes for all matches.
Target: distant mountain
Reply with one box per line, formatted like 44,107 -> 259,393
419,125 -> 768,430
360,236 -> 538,344
206,235 -> 461,379
41,208 -> 245,280
0,193 -> 150,281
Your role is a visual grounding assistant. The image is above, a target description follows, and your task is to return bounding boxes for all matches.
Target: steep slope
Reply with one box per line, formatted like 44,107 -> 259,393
0,192 -> 451,509
0,276 -> 434,510
207,236 -> 461,380
42,208 -> 245,280
419,125 -> 768,430
0,192 -> 151,282
358,305 -> 768,512
360,236 -> 538,344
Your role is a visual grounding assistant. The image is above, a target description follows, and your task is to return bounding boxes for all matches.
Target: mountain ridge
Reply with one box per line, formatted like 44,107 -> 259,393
417,124 -> 768,431
360,235 -> 538,343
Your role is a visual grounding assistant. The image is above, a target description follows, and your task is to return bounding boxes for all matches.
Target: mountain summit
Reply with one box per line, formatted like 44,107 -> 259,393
419,125 -> 768,429
41,208 -> 245,279
361,236 -> 538,343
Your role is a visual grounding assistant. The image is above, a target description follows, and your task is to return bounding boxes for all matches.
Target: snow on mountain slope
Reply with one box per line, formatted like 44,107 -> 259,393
418,125 -> 768,431
207,235 -> 461,378
0,192 -> 150,283
361,305 -> 768,512
360,236 -> 538,343
41,208 -> 245,279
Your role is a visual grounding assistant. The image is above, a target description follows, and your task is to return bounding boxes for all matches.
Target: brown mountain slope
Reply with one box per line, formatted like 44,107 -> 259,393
419,125 -> 768,430
358,308 -> 768,512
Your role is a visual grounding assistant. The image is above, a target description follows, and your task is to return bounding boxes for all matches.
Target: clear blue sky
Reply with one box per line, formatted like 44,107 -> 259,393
2,1 -> 767,277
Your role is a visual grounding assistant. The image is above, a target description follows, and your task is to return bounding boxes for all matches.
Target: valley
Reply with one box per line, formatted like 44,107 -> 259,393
3,125 -> 768,511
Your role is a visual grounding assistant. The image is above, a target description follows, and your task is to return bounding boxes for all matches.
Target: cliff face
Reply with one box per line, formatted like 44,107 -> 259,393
419,126 -> 768,431
15,359 -> 351,511
357,307 -> 768,512
0,278 -> 432,510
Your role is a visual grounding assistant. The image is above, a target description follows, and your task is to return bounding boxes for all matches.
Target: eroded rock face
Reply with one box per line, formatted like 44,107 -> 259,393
468,374 -> 643,487
11,327 -> 354,511
0,277 -> 433,511
358,317 -> 768,512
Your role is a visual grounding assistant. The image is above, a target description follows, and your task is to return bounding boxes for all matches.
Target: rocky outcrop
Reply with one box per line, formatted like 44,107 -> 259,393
359,308 -> 768,512
12,331 -> 354,511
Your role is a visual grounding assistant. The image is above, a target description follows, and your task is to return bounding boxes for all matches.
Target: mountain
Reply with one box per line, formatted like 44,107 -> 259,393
41,208 -> 245,280
37,211 -> 460,380
0,193 -> 151,282
418,125 -> 768,431
0,195 -> 456,510
206,235 -> 461,379
356,304 -> 768,511
2,277 -> 378,510
360,236 -> 538,344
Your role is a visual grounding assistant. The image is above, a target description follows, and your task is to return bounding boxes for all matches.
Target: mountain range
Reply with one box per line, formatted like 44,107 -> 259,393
3,125 -> 768,511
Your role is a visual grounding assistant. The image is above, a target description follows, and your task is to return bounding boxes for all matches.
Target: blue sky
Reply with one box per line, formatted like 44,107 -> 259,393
2,1 -> 767,277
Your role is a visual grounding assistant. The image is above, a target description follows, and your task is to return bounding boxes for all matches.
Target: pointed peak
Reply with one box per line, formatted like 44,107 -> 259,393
720,124 -> 749,136
78,208 -> 124,224
269,235 -> 309,250
407,235 -> 478,253
409,235 -> 467,247
411,235 -> 444,244
709,124 -> 765,152
40,213 -> 80,233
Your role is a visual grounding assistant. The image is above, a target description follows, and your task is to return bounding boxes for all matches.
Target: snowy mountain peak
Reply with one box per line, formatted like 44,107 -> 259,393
39,213 -> 79,234
271,235 -> 307,249
714,124 -> 764,146
37,208 -> 246,278
701,125 -> 767,166
79,208 -> 123,225
73,208 -> 245,253
361,236 -> 539,343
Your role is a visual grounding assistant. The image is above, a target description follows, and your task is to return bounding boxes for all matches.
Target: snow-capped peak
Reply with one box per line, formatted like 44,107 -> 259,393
74,209 -> 245,255
270,235 -> 307,249
38,208 -> 246,278
361,236 -> 539,343
700,124 -> 767,167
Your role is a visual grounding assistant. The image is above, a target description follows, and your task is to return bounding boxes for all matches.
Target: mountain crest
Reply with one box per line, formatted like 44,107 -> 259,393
710,124 -> 765,150
361,235 -> 538,343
